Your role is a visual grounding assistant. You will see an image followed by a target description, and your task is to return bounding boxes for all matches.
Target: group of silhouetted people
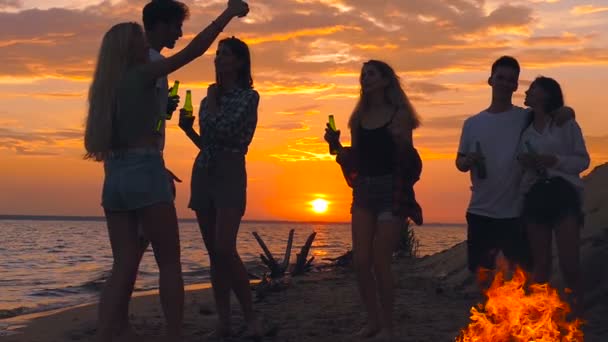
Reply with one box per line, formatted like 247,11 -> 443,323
83,0 -> 589,341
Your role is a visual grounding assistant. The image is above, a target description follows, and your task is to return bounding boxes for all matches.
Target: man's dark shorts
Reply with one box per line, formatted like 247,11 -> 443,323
466,212 -> 533,273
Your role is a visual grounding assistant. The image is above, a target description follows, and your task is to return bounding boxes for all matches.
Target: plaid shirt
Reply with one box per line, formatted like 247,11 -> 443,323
195,87 -> 259,167
336,143 -> 423,225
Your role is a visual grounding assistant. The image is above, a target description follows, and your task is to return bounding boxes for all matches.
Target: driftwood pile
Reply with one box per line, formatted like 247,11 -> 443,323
251,221 -> 417,299
322,250 -> 352,268
252,229 -> 317,299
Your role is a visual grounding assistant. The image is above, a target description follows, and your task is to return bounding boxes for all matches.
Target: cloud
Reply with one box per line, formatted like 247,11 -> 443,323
521,32 -> 594,46
243,25 -> 360,45
268,136 -> 334,162
258,121 -> 310,132
421,115 -> 469,130
571,5 -> 608,15
0,0 -> 603,86
257,80 -> 337,96
406,81 -> 453,95
294,0 -> 353,13
274,104 -> 321,117
0,91 -> 84,99
0,0 -> 20,10
0,127 -> 82,156
292,38 -> 362,64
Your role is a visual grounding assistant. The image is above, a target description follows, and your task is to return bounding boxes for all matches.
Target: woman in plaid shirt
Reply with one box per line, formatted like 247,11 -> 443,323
179,37 -> 261,338
324,60 -> 422,341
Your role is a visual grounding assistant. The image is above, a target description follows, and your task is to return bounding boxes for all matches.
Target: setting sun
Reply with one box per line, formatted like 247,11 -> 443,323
310,198 -> 329,214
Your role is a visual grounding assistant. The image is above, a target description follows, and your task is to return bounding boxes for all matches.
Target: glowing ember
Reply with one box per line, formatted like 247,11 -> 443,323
457,267 -> 584,342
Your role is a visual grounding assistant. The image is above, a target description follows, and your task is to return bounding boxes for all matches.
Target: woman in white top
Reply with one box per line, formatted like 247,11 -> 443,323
518,76 -> 590,317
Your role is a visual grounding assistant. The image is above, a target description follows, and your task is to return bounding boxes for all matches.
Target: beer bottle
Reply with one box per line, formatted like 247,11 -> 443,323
156,81 -> 181,132
328,114 -> 338,155
169,80 -> 180,97
525,140 -> 547,178
475,141 -> 487,179
183,90 -> 193,117
165,80 -> 180,120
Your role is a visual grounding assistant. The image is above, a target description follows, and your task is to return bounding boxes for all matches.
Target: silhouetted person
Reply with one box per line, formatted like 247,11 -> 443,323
143,0 -> 188,193
83,1 -> 250,340
325,60 -> 423,342
519,76 -> 589,317
179,37 -> 262,339
112,0 -> 189,335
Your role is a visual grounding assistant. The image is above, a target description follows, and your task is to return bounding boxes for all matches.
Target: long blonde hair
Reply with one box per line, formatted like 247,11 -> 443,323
348,60 -> 420,145
84,22 -> 145,161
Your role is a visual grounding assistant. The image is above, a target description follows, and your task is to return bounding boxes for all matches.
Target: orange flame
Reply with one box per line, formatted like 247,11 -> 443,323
457,267 -> 584,342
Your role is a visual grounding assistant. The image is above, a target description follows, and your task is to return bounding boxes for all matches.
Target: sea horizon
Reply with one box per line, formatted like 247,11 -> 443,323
0,214 -> 465,226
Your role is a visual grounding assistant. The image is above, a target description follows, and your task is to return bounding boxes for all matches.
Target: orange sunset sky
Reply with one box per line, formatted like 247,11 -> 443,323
0,0 -> 607,223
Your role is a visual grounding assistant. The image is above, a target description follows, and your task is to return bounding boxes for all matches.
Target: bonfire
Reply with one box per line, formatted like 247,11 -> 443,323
457,267 -> 584,342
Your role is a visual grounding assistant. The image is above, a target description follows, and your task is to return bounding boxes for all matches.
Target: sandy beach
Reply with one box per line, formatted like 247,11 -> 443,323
2,260 -> 481,341
3,163 -> 608,342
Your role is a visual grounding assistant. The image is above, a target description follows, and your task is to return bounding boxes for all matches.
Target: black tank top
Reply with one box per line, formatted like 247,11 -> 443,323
357,116 -> 396,176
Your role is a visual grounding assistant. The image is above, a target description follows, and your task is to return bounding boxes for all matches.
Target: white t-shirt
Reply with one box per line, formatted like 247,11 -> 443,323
149,48 -> 168,151
457,106 -> 529,218
519,119 -> 590,194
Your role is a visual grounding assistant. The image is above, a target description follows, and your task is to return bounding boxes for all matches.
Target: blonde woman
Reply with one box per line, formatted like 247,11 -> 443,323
83,1 -> 249,341
324,60 -> 423,341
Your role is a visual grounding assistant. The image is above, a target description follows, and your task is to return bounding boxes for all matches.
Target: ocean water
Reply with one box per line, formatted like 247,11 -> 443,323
0,219 -> 465,321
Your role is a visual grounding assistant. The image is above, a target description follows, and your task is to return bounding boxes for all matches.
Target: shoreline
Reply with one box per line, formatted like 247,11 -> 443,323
0,282 -> 215,337
0,259 -> 481,342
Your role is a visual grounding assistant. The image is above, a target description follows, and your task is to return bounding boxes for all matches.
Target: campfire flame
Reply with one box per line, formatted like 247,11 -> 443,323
457,267 -> 584,342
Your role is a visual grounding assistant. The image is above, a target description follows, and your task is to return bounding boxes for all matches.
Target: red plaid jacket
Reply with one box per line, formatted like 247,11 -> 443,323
336,143 -> 423,225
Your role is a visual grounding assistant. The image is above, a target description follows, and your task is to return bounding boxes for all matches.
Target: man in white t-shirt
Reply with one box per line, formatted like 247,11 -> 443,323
456,56 -> 574,286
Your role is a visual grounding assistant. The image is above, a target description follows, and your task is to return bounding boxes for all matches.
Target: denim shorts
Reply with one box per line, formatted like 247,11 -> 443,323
101,148 -> 173,211
522,176 -> 584,227
189,151 -> 247,216
351,174 -> 399,221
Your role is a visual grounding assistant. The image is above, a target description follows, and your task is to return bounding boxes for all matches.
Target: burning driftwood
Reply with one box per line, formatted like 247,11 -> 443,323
457,266 -> 584,341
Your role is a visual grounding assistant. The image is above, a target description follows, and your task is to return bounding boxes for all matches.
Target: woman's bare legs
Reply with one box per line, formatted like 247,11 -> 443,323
196,209 -> 231,336
197,208 -> 258,337
526,222 -> 553,284
115,237 -> 148,337
351,206 -> 380,337
138,203 -> 184,340
216,208 -> 259,334
97,211 -> 142,342
554,215 -> 583,318
372,218 -> 402,341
